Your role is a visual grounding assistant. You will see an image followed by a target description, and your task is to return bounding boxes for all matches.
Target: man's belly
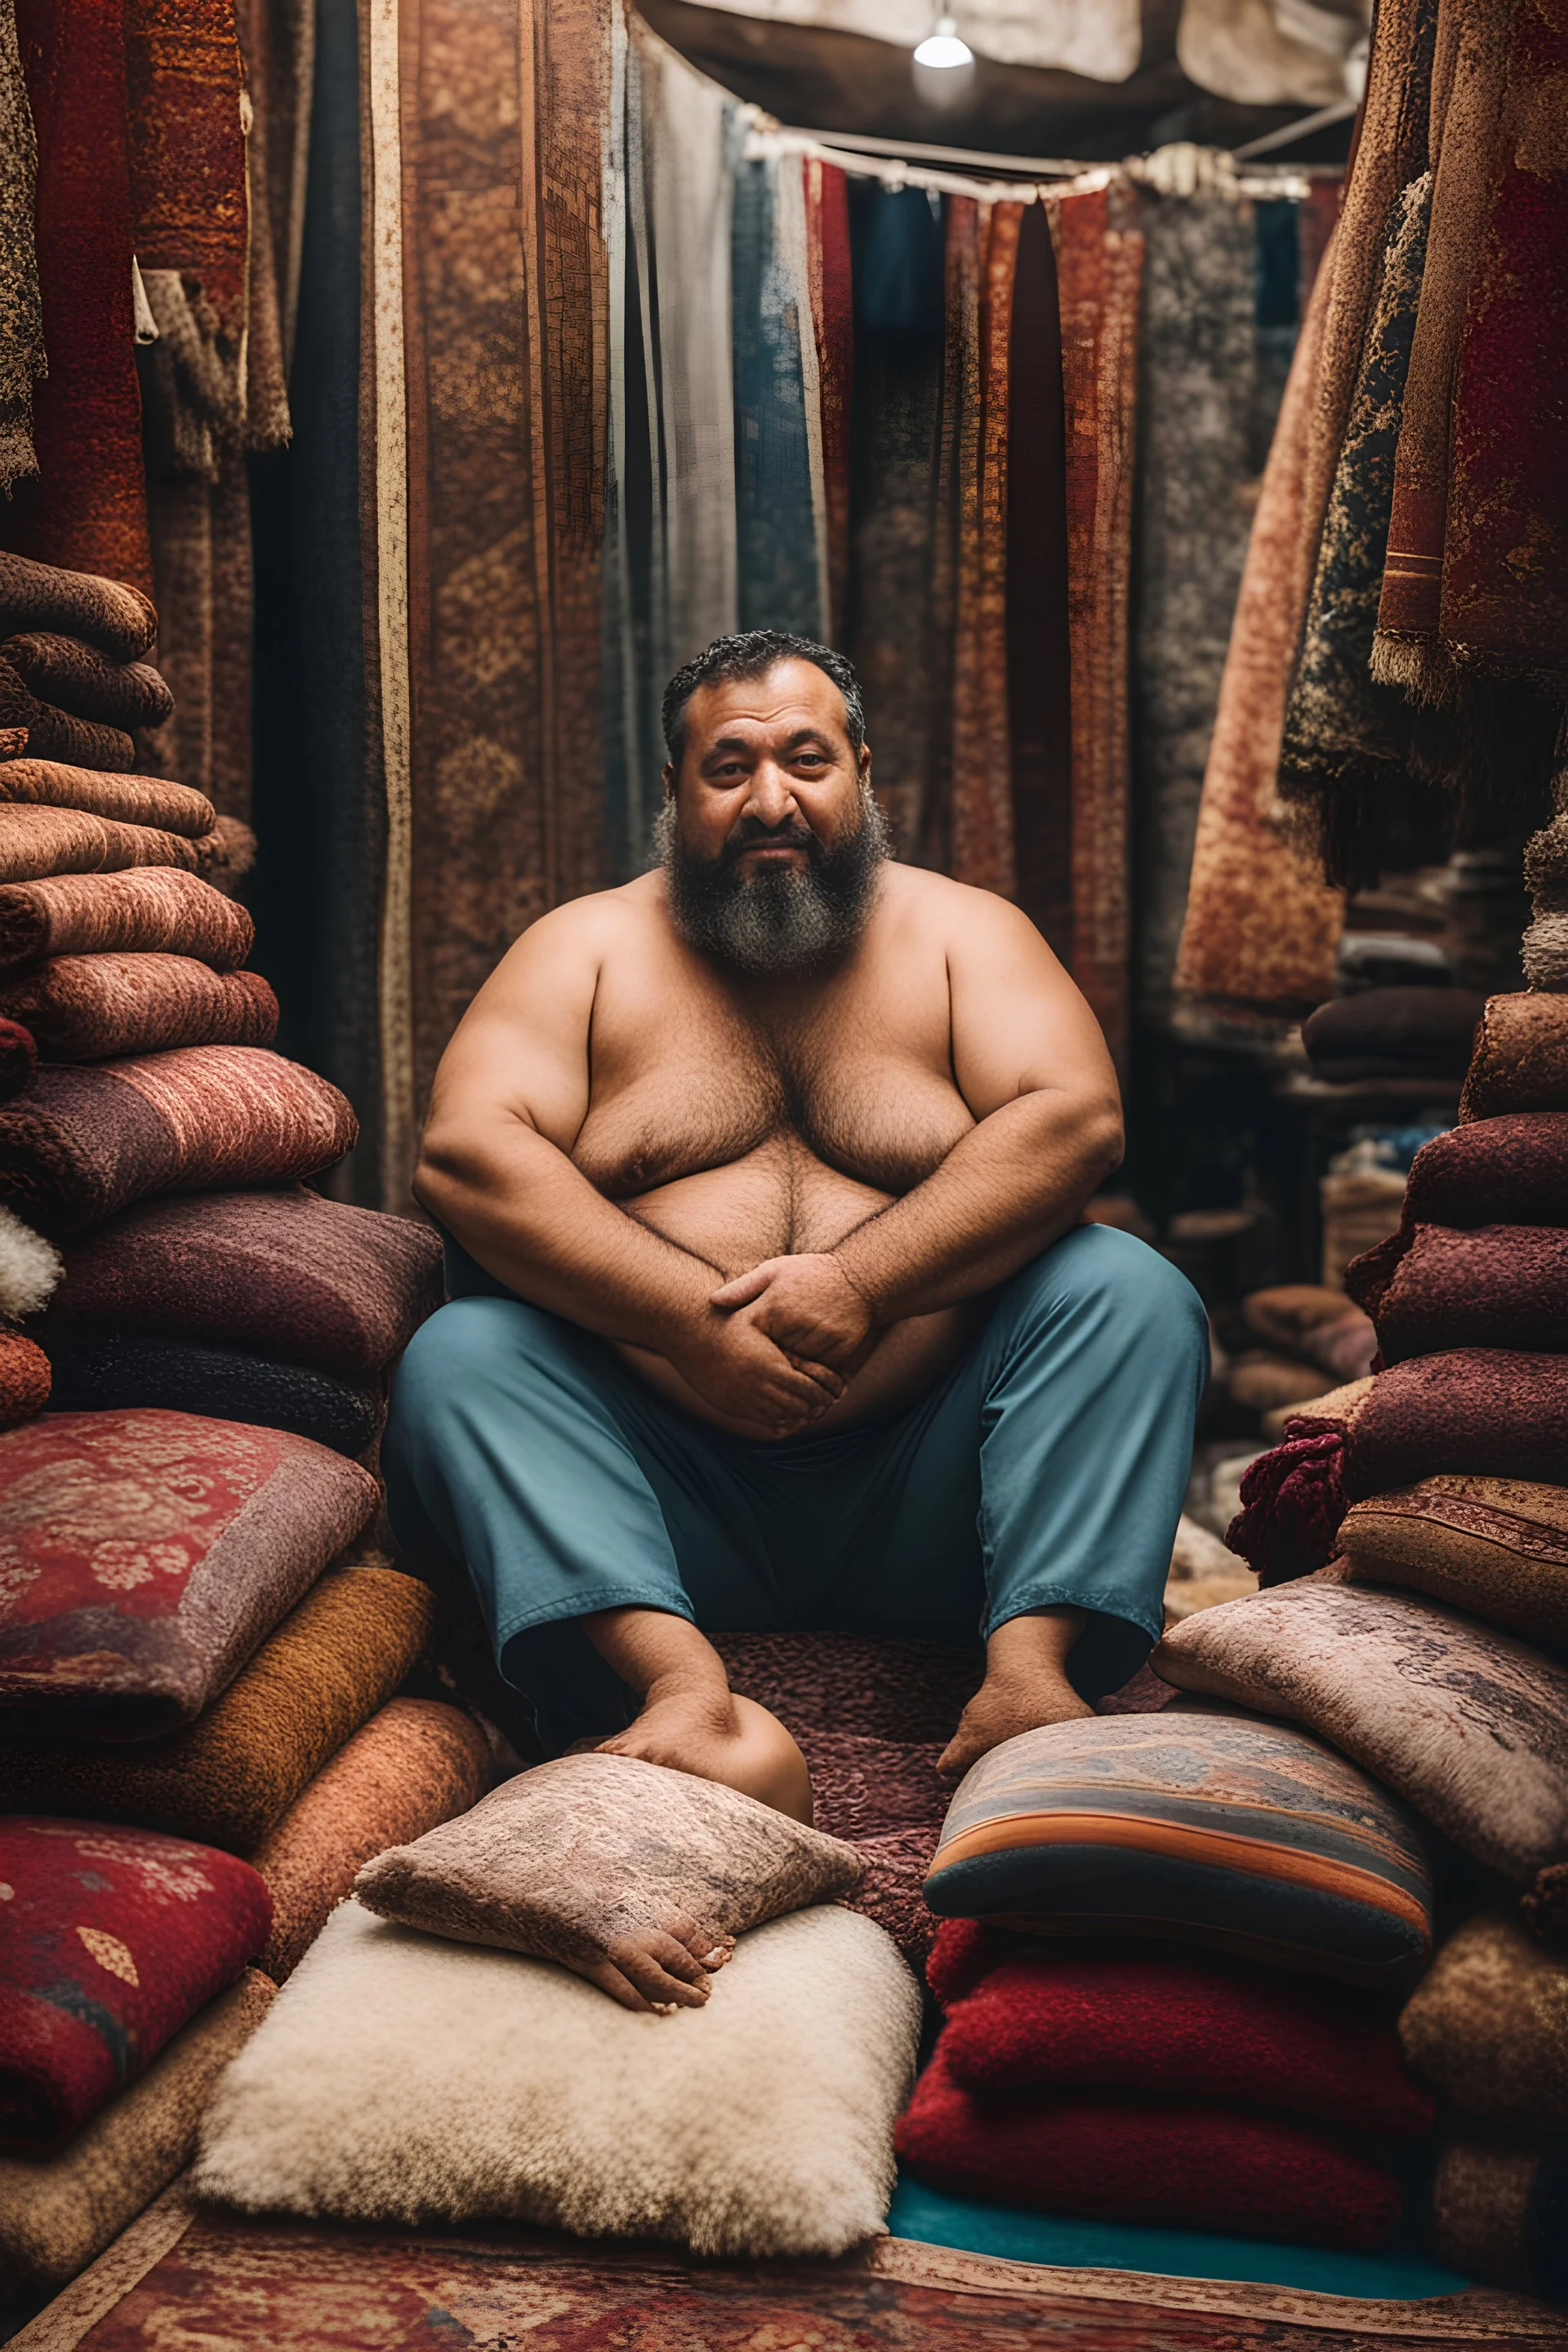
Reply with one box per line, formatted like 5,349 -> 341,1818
609,1143 -> 982,1435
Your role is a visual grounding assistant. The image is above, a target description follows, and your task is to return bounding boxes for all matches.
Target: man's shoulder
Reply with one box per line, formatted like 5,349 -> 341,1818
510,871 -> 665,958
878,861 -> 1038,939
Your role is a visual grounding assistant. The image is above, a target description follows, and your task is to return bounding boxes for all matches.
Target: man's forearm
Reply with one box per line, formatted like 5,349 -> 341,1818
832,1090 -> 1120,1323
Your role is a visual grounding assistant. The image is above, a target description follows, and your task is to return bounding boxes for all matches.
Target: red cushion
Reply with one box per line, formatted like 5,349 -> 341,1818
936,1943 -> 1433,2135
0,1813 -> 270,2153
896,2047 -> 1405,2249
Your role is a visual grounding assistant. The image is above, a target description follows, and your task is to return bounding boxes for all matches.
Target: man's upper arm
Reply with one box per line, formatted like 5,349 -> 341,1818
944,887 -> 1120,1124
422,902 -> 604,1157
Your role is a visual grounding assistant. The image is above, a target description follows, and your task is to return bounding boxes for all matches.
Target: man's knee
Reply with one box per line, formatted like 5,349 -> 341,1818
389,1294 -> 576,1447
1003,1223 -> 1209,1371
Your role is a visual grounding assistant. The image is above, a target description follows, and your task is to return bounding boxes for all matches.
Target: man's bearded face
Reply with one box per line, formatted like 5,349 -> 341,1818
657,786 -> 889,978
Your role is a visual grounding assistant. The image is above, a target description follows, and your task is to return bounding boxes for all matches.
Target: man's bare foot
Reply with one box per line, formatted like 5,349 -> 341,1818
938,1606 -> 1093,1780
597,1683 -> 814,1824
556,1873 -> 736,2015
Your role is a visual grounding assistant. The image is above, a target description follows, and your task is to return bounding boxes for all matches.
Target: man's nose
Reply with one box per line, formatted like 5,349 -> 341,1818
742,760 -> 799,826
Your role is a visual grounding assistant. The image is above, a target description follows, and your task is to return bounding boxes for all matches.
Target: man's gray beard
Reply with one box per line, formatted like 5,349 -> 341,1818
656,787 -> 890,978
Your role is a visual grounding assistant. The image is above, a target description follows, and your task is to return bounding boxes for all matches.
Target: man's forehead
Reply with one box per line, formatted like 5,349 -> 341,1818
686,662 -> 849,745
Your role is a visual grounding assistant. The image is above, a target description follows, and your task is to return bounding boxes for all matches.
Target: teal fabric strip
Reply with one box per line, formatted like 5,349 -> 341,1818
732,154 -> 822,639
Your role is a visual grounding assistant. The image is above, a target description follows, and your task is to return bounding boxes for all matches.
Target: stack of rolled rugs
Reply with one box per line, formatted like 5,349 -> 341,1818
0,555 -> 492,2303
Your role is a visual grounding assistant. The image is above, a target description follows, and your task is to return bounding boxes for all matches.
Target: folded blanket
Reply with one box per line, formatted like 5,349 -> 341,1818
0,1011 -> 33,1102
1461,993 -> 1568,1119
0,1561 -> 435,1850
1432,2139 -> 1568,2299
1154,1570 -> 1568,1882
895,2048 -> 1403,2250
0,1325 -> 48,1430
49,1186 -> 444,1378
0,755 -> 214,836
0,552 -> 157,663
1349,1223 -> 1568,1361
1396,1112 -> 1568,1227
935,1944 -> 1433,2134
252,1699 -> 491,1980
1,630 -> 173,727
1341,1474 -> 1568,1649
0,1815 -> 270,2154
0,656 -> 134,770
1401,1911 -> 1568,2132
1228,1353 -> 1568,1582
1241,1284 -> 1378,1380
0,1970 -> 274,2295
1302,987 -> 1484,1080
0,1407 -> 381,1735
0,953 -> 276,1059
0,1047 -> 358,1233
38,1326 -> 383,1458
0,802 -> 234,887
0,866 -> 253,969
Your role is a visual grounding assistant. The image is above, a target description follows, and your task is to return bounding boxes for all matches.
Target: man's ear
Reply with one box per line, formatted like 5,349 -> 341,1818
858,739 -> 872,787
661,762 -> 675,800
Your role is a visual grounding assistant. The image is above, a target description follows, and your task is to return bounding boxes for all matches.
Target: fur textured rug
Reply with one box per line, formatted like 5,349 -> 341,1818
0,757 -> 214,836
1397,1111 -> 1568,1226
1460,993 -> 1568,1118
0,955 -> 276,1059
0,867 -> 252,969
1401,1909 -> 1568,2132
0,1200 -> 58,1318
1350,1222 -> 1568,1362
195,1900 -> 919,2257
0,804 -> 235,888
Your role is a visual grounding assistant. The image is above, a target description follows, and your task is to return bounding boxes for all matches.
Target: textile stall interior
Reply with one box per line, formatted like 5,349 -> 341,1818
1,0 -> 1567,2346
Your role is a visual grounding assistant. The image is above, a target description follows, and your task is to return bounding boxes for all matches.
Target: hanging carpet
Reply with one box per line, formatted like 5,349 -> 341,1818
0,0 -> 43,496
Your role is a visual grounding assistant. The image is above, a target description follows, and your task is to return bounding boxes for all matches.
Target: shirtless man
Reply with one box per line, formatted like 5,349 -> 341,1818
385,630 -> 1206,2006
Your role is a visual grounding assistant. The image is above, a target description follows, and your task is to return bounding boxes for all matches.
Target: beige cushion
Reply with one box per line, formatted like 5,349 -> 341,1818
1342,1475 -> 1568,1649
1400,1910 -> 1568,2131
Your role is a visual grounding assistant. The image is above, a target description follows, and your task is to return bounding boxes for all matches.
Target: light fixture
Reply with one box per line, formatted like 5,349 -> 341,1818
913,14 -> 973,69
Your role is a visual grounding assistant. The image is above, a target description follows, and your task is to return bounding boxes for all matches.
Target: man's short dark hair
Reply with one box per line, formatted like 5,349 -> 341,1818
661,631 -> 866,773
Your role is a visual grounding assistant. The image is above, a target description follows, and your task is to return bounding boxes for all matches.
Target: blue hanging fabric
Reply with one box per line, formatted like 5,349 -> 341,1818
732,150 -> 824,641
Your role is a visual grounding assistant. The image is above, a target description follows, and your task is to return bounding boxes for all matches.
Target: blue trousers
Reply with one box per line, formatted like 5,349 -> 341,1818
383,1223 -> 1208,1753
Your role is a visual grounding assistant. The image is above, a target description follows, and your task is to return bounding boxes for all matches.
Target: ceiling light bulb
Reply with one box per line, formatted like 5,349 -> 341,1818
913,15 -> 973,68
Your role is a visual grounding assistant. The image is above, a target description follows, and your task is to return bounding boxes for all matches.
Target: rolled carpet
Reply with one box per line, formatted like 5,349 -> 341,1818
1349,1223 -> 1568,1361
894,2048 -> 1404,2250
0,1561 -> 436,1851
0,1815 -> 270,2153
0,552 -> 157,662
0,1046 -> 358,1233
1401,1910 -> 1568,2132
0,866 -> 253,969
0,1323 -> 47,1428
0,802 -> 235,886
1340,1474 -> 1568,1648
0,753 -> 214,835
1432,2139 -> 1568,2300
936,1944 -> 1432,2134
1227,1353 -> 1568,1582
0,1970 -> 274,2296
1461,993 -> 1568,1120
252,1698 -> 491,1980
48,1186 -> 444,1378
0,953 -> 277,1058
0,1009 -> 33,1099
1301,987 -> 1484,1080
1,630 -> 173,726
0,1406 -> 381,1735
1396,1112 -> 1568,1228
0,654 -> 134,769
38,1325 -> 382,1457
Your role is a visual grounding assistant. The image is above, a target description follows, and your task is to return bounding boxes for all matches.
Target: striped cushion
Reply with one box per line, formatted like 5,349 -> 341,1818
923,1712 -> 1432,1987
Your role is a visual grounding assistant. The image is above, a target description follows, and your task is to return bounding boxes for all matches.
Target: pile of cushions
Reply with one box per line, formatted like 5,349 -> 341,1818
0,560 -> 489,2299
1217,1281 -> 1377,1431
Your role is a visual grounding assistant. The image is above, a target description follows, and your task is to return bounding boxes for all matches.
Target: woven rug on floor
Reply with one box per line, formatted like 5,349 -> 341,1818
8,2192 -> 1560,2352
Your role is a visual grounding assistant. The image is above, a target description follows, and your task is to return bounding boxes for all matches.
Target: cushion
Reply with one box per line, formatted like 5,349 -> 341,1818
0,1816 -> 270,2154
894,2048 -> 1404,2250
0,1559 -> 434,1852
0,1012 -> 33,1103
921,1712 -> 1433,1986
0,1047 -> 358,1233
1398,1111 -> 1568,1227
194,1899 -> 920,2257
0,801 -> 232,886
0,1325 -> 48,1430
1340,1475 -> 1568,1648
0,553 -> 157,662
0,631 -> 173,728
1154,1571 -> 1568,1881
0,755 -> 213,835
0,1407 -> 381,1735
0,951 -> 277,1058
47,1187 -> 444,1378
355,1751 -> 862,2009
1348,1223 -> 1568,1361
1400,1910 -> 1568,2131
0,867 -> 253,970
936,1944 -> 1433,2133
1460,992 -> 1568,1120
1241,1284 -> 1377,1380
37,1326 -> 383,1458
1432,2139 -> 1568,2299
1302,987 -> 1484,1080
0,1971 -> 274,2296
252,1698 -> 492,1980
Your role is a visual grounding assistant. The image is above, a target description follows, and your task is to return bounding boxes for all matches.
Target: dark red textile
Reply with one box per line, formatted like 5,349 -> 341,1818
935,1946 -> 1433,2134
805,158 -> 853,646
1399,1112 -> 1568,1227
895,2047 -> 1404,2249
1349,1223 -> 1568,1361
2,2 -> 152,595
1007,198 -> 1071,965
0,1813 -> 270,2154
0,1013 -> 34,1102
0,1326 -> 50,1430
1228,1429 -> 1348,1583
